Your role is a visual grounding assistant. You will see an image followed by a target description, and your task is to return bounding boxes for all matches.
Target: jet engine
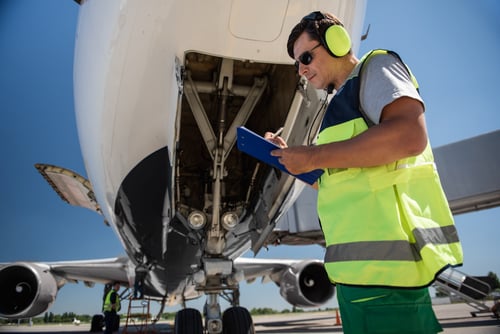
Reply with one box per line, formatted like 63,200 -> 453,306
278,260 -> 334,308
0,262 -> 58,318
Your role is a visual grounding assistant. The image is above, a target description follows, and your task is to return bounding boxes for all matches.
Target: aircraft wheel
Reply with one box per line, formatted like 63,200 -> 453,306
174,308 -> 203,334
222,306 -> 255,334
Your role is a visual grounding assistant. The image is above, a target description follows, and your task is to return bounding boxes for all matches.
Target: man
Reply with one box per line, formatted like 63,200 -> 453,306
103,281 -> 121,334
134,263 -> 149,299
268,11 -> 463,333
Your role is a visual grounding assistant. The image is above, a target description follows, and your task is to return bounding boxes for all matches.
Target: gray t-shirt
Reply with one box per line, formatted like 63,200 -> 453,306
358,52 -> 424,125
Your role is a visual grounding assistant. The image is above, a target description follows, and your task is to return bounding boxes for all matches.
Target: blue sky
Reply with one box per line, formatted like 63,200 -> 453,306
1,0 -> 499,316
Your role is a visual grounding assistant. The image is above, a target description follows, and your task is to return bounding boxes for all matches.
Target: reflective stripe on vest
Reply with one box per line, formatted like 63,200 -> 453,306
325,225 -> 460,262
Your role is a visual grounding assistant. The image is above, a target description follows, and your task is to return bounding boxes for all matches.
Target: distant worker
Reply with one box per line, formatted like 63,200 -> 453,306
134,263 -> 149,299
267,11 -> 464,333
103,281 -> 121,334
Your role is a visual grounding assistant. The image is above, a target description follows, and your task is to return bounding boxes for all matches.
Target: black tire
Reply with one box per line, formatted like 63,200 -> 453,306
90,314 -> 104,332
222,306 -> 254,334
174,308 -> 203,334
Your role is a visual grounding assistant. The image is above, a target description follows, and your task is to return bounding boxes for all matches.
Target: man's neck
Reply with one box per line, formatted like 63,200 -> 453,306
334,55 -> 359,89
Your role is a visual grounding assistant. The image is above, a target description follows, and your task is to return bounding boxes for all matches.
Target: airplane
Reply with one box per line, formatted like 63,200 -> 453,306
0,1 -> 368,333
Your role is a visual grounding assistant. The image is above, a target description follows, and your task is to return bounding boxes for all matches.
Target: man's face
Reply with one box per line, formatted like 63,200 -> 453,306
114,283 -> 120,291
293,32 -> 332,90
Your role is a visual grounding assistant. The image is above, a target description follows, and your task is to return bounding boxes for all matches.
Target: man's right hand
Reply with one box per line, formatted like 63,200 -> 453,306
264,132 -> 287,148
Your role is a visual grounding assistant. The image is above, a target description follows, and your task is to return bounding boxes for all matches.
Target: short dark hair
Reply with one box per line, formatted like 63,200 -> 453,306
287,11 -> 345,59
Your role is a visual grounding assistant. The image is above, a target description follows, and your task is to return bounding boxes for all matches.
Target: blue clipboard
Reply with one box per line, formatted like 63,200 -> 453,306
236,126 -> 323,185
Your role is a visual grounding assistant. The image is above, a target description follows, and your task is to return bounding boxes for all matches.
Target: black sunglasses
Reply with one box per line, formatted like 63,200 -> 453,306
294,43 -> 322,70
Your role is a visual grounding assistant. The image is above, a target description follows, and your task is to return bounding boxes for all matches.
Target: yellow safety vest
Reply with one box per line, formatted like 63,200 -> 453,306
316,50 -> 463,288
103,289 -> 121,312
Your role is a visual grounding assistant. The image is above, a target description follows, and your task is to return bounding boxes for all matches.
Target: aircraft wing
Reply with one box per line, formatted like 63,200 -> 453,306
46,256 -> 130,284
234,257 -> 334,308
235,257 -> 299,283
0,257 -> 131,319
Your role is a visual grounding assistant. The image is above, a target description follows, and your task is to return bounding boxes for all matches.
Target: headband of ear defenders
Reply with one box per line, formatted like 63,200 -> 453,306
302,11 -> 351,57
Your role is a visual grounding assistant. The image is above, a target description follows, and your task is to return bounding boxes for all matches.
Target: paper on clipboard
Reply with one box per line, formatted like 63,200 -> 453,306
236,126 -> 323,185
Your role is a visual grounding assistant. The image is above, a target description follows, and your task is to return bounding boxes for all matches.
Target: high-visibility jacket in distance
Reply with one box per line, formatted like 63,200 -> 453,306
103,289 -> 121,312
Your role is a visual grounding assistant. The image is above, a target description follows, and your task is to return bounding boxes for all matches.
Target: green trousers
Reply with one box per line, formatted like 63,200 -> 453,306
336,284 -> 442,334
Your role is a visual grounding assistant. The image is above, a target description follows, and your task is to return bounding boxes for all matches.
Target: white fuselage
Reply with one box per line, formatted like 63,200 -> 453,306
73,0 -> 366,250
72,0 -> 366,292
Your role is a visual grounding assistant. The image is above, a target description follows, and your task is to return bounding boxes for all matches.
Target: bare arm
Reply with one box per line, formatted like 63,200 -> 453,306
270,96 -> 427,175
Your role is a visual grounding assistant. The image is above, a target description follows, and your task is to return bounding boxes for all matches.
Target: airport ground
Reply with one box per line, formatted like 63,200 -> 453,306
0,302 -> 498,333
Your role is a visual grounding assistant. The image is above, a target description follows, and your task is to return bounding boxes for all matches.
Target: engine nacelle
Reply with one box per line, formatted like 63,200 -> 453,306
0,263 -> 58,319
279,260 -> 334,308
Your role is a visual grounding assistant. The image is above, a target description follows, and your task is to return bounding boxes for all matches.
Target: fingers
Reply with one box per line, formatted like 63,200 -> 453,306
270,149 -> 282,157
263,132 -> 275,139
264,132 -> 281,145
265,136 -> 287,148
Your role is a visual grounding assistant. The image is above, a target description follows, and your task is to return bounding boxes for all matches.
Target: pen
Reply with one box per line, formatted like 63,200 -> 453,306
272,127 -> 284,138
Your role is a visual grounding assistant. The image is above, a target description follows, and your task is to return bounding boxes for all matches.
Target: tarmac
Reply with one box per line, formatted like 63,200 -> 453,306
0,302 -> 498,333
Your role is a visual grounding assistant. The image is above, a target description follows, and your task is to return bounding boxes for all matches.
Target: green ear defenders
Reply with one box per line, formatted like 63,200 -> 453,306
302,11 -> 351,57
